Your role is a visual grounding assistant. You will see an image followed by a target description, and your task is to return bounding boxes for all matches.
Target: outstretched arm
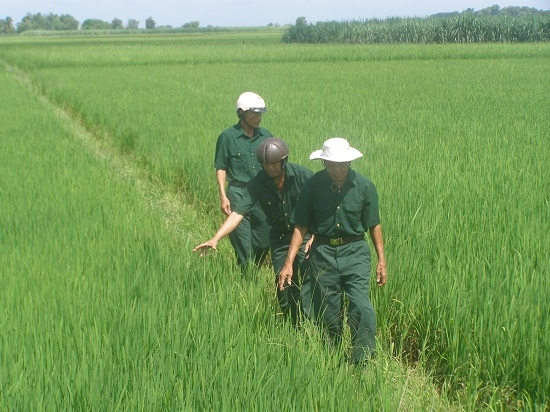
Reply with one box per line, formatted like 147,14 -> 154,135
193,212 -> 244,256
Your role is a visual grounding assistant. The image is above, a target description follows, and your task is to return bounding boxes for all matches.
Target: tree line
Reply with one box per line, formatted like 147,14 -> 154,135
0,13 -> 202,34
429,4 -> 549,18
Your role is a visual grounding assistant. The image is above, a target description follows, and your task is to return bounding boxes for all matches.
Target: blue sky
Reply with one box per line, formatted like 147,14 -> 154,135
2,0 -> 549,27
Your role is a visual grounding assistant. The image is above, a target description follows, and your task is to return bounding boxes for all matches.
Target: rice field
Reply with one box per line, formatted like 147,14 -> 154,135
0,32 -> 548,410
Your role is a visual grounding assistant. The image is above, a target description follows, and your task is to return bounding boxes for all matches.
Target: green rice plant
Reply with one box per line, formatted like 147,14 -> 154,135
0,59 -> 452,410
1,34 -> 548,409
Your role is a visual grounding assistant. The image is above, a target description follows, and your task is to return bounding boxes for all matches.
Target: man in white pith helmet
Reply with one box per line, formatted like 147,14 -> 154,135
213,92 -> 272,271
278,137 -> 387,364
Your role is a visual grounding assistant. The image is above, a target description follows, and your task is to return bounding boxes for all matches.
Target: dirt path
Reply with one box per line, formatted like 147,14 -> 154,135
3,60 -> 202,243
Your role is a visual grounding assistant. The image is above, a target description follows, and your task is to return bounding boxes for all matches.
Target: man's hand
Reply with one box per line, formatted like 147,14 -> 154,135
278,264 -> 293,291
192,240 -> 218,257
304,235 -> 314,259
220,195 -> 231,216
376,261 -> 387,286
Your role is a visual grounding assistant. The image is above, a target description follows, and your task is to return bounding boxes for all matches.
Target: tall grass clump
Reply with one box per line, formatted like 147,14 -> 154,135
282,14 -> 550,43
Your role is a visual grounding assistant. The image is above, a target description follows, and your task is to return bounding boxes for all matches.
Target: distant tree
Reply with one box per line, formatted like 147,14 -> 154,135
16,12 -> 41,33
145,17 -> 156,29
182,21 -> 199,28
500,6 -> 515,16
127,19 -> 139,29
59,14 -> 79,30
500,6 -> 546,17
6,16 -> 15,33
1,16 -> 15,33
479,5 -> 500,15
81,19 -> 111,30
295,16 -> 307,27
16,12 -> 79,33
430,11 -> 460,18
111,18 -> 123,29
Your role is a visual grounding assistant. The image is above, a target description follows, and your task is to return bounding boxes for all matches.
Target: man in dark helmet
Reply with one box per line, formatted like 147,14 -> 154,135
195,137 -> 314,324
214,92 -> 272,272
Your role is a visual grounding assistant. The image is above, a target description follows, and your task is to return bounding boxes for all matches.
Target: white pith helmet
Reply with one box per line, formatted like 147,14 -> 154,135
236,92 -> 267,113
310,138 -> 363,162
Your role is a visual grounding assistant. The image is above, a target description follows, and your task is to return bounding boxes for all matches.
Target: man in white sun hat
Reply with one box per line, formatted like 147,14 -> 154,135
214,92 -> 272,272
278,137 -> 387,364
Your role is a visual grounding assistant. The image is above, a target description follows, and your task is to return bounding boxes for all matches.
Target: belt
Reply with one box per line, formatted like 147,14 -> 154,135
314,234 -> 364,246
227,181 -> 247,188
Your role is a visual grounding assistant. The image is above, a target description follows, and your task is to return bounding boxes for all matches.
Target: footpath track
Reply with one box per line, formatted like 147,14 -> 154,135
3,59 -> 203,244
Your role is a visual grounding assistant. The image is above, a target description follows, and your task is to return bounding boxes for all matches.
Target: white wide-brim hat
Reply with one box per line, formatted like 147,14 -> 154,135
309,137 -> 363,162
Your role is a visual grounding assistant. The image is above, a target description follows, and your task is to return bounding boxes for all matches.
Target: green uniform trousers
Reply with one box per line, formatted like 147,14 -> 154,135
270,232 -> 312,325
309,239 -> 376,363
227,185 -> 271,269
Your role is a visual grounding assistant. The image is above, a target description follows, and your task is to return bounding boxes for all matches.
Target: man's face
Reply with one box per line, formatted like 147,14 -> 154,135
243,110 -> 262,128
263,160 -> 283,178
324,160 -> 350,183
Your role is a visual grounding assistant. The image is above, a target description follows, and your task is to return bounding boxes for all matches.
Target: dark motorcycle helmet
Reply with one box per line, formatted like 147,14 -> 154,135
256,137 -> 290,164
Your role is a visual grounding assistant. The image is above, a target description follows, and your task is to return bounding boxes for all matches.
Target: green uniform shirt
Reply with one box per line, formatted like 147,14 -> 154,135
214,123 -> 272,183
293,168 -> 380,237
234,163 -> 314,235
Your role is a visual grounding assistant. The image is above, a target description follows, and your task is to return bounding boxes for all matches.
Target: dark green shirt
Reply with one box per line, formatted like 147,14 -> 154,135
214,123 -> 273,183
293,168 -> 380,237
233,163 -> 314,235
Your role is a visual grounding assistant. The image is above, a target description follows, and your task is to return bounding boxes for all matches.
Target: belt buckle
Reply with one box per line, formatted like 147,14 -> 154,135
329,238 -> 342,246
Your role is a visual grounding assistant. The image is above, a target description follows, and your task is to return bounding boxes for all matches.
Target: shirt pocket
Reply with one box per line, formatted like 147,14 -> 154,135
230,150 -> 251,176
344,202 -> 363,231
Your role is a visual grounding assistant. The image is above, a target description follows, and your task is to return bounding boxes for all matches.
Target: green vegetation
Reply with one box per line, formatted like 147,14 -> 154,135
282,8 -> 550,43
5,4 -> 549,39
0,48 -> 447,412
1,33 -> 548,409
11,12 -> 79,33
1,12 -> 284,34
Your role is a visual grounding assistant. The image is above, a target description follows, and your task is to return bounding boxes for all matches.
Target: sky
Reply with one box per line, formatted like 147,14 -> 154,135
2,0 -> 549,28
